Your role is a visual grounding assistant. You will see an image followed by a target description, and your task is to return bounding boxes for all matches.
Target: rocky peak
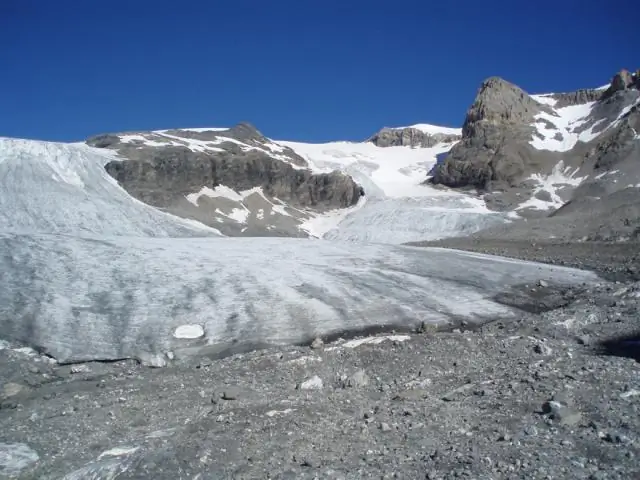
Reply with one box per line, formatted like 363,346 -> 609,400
367,127 -> 460,148
462,77 -> 541,135
603,68 -> 639,99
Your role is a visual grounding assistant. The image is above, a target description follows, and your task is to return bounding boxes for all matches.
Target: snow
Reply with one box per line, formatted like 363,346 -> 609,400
387,124 -> 462,136
325,335 -> 411,351
0,443 -> 40,477
0,233 -> 600,365
98,447 -> 140,459
517,161 -> 586,211
277,139 -> 507,243
0,135 -> 603,366
186,185 -> 245,205
173,324 -> 205,339
530,94 -> 558,107
530,102 -> 598,152
299,196 -> 367,238
0,138 -> 221,237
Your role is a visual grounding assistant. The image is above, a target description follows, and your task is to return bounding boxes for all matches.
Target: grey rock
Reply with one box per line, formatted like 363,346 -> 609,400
368,127 -> 460,148
310,337 -> 324,350
221,387 -> 240,400
379,422 -> 392,432
297,375 -> 324,390
429,76 -> 545,190
0,382 -> 24,400
542,400 -> 582,426
90,122 -> 364,237
342,369 -> 370,389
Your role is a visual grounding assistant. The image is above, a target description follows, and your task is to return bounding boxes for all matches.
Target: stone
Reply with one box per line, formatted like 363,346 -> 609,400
70,364 -> 91,374
221,387 -> 240,400
310,337 -> 324,350
343,369 -> 370,389
297,376 -> 323,390
0,383 -> 24,400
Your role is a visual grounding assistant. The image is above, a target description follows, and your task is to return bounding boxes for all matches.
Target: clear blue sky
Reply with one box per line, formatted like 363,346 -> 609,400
1,0 -> 636,143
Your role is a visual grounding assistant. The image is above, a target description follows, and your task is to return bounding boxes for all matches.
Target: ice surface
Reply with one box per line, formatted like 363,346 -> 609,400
279,139 -> 506,242
0,138 -> 221,237
0,233 -> 600,365
0,136 -> 602,366
173,325 -> 205,339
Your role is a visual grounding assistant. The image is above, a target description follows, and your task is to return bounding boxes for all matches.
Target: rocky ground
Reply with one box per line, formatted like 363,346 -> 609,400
1,267 -> 639,479
408,239 -> 640,283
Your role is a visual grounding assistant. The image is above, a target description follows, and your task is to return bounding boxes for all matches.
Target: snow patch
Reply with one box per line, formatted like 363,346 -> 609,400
98,447 -> 139,459
173,324 -> 204,339
530,94 -> 558,107
325,334 -> 411,351
530,102 -> 597,152
0,443 -> 40,476
299,196 -> 367,238
517,161 -> 586,211
265,408 -> 295,417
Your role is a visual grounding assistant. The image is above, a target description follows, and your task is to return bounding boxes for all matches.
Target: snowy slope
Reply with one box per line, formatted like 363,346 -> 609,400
0,138 -> 220,237
0,134 -> 604,366
277,140 -> 508,242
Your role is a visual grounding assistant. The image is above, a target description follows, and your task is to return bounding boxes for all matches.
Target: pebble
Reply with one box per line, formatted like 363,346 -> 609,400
379,422 -> 392,432
221,387 -> 241,400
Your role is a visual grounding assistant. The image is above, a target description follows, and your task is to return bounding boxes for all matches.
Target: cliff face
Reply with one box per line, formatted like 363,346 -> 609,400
368,127 -> 460,148
428,69 -> 640,240
88,123 -> 364,237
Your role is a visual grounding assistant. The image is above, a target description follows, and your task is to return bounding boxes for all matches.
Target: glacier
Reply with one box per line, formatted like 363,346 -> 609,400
278,139 -> 510,242
0,137 -> 601,365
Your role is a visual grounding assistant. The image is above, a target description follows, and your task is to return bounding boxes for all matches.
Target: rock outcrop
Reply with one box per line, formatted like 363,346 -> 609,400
88,122 -> 364,237
429,68 -> 640,240
368,127 -> 460,148
429,77 -> 548,190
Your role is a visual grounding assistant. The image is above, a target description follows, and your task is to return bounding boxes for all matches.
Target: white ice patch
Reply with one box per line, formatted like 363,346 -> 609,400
517,161 -> 586,211
0,443 -> 39,476
298,376 -> 323,390
299,196 -> 367,238
265,408 -> 295,417
98,447 -> 140,459
530,94 -> 558,107
227,207 -> 250,223
529,102 -> 597,152
173,324 -> 204,339
325,334 -> 411,351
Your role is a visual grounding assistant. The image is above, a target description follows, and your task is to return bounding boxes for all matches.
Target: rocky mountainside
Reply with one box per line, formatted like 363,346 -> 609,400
367,124 -> 461,148
87,123 -> 364,237
428,68 -> 640,241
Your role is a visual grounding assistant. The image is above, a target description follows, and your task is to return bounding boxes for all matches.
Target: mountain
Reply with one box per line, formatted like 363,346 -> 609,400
429,68 -> 640,241
87,122 -> 363,237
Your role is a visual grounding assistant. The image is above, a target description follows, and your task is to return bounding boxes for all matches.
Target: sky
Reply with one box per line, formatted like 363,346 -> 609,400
1,0 -> 636,143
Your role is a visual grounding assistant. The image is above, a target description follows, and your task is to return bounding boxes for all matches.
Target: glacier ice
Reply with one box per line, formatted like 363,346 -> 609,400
0,137 -> 602,365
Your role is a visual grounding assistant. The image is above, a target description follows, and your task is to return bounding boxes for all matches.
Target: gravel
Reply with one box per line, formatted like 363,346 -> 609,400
1,277 -> 639,479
